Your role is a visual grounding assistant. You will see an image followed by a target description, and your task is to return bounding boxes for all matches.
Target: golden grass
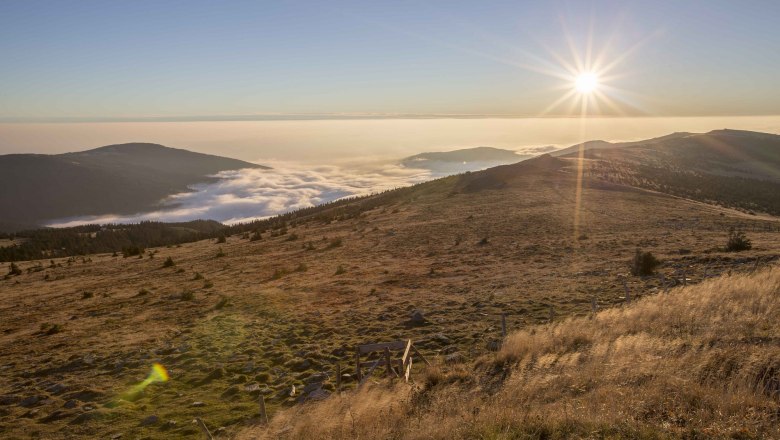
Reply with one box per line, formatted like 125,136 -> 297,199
241,268 -> 780,439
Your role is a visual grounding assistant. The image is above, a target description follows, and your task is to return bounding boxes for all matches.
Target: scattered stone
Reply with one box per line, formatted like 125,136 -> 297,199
221,386 -> 239,399
110,434 -> 123,439
161,420 -> 177,430
45,383 -> 67,395
19,395 -> 41,408
410,310 -> 427,325
0,395 -> 20,406
140,415 -> 159,426
432,333 -> 452,345
190,401 -> 206,407
306,389 -> 331,401
63,400 -> 78,409
244,383 -> 260,393
41,410 -> 73,423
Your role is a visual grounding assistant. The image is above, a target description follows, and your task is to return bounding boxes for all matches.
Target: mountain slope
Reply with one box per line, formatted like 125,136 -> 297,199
555,129 -> 780,215
241,268 -> 780,439
0,143 -> 266,231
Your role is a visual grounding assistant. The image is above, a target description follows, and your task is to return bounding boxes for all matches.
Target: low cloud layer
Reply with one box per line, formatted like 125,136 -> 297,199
48,161 -> 435,227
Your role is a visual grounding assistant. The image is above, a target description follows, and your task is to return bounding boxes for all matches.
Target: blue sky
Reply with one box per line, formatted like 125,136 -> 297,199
2,0 -> 780,120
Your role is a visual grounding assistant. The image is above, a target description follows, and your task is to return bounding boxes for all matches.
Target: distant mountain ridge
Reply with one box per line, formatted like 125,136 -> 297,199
401,146 -> 524,175
0,143 -> 266,231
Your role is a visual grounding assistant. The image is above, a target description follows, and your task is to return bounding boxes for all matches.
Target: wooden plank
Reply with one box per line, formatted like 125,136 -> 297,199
195,417 -> 214,440
384,347 -> 392,377
411,345 -> 431,366
258,396 -> 268,425
358,359 -> 381,388
358,340 -> 407,354
401,339 -> 412,366
355,348 -> 362,382
404,356 -> 413,382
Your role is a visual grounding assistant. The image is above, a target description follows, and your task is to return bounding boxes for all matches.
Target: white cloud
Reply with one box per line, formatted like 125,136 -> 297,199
47,161 -> 433,227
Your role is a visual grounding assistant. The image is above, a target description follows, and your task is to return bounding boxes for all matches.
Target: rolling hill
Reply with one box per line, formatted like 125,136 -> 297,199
1,130 -> 778,438
0,143 -> 266,231
400,146 -> 525,175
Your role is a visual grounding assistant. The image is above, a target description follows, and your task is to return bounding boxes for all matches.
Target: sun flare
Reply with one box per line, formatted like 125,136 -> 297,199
575,72 -> 599,94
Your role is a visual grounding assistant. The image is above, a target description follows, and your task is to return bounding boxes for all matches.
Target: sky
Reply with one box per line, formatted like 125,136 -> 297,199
2,0 -> 780,120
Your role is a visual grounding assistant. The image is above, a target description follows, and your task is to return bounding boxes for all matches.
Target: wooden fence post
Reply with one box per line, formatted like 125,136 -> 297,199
355,348 -> 362,382
195,417 -> 214,440
259,396 -> 268,425
501,313 -> 507,338
384,347 -> 392,377
336,364 -> 341,392
591,297 -> 597,314
623,280 -> 631,304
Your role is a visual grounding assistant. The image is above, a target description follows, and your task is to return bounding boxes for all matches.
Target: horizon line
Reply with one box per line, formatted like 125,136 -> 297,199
3,113 -> 780,124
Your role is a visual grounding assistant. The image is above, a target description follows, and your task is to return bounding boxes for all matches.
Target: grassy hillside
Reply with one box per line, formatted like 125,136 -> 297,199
0,153 -> 778,439
241,267 -> 780,439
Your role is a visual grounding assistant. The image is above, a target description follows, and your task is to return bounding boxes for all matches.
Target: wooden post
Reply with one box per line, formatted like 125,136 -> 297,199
335,364 -> 341,392
548,305 -> 554,321
659,273 -> 666,292
384,347 -> 392,377
623,280 -> 630,304
501,313 -> 507,338
258,395 -> 268,425
591,297 -> 597,314
195,417 -> 214,440
355,348 -> 362,382
682,269 -> 687,286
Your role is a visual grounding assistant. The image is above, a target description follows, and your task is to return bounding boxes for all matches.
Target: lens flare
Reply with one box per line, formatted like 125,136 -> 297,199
120,363 -> 170,401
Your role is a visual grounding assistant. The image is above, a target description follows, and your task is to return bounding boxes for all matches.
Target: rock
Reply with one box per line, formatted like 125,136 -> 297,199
441,345 -> 459,354
242,362 -> 255,374
199,368 -> 225,385
140,415 -> 159,426
110,434 -> 123,440
294,359 -> 312,371
64,389 -> 104,402
409,310 -> 426,325
19,395 -> 41,408
41,410 -> 73,423
306,389 -> 331,401
162,420 -> 177,430
244,383 -> 260,393
305,372 -> 329,384
445,352 -> 465,364
63,400 -> 78,409
302,382 -> 322,395
190,401 -> 206,407
0,395 -> 20,406
45,383 -> 67,395
221,386 -> 239,399
431,333 -> 452,345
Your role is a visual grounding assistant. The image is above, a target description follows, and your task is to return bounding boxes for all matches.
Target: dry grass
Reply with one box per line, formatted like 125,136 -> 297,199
0,167 -> 778,439
242,268 -> 780,439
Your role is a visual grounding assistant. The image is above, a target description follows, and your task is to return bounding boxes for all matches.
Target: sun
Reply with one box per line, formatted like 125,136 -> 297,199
575,72 -> 599,94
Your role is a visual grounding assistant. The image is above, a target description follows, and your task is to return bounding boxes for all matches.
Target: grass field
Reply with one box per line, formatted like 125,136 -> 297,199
1,162 -> 778,439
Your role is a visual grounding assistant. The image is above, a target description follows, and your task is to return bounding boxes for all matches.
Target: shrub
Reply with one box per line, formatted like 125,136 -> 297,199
163,257 -> 175,268
81,291 -> 94,299
286,233 -> 299,241
193,272 -> 204,280
327,237 -> 343,249
137,288 -> 150,296
295,263 -> 308,272
122,246 -> 145,258
250,232 -> 262,242
7,262 -> 22,276
203,280 -> 214,289
180,291 -> 194,301
630,249 -> 661,276
215,248 -> 226,258
726,228 -> 752,252
478,237 -> 489,246
216,235 -> 227,244
334,265 -> 346,275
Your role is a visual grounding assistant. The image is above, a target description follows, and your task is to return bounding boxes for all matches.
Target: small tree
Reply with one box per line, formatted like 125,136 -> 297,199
726,228 -> 752,252
216,235 -> 227,244
631,249 -> 660,276
163,257 -> 175,268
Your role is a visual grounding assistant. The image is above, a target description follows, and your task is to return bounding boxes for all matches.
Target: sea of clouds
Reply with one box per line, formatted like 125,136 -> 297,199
47,145 -> 557,228
47,160 -> 435,227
